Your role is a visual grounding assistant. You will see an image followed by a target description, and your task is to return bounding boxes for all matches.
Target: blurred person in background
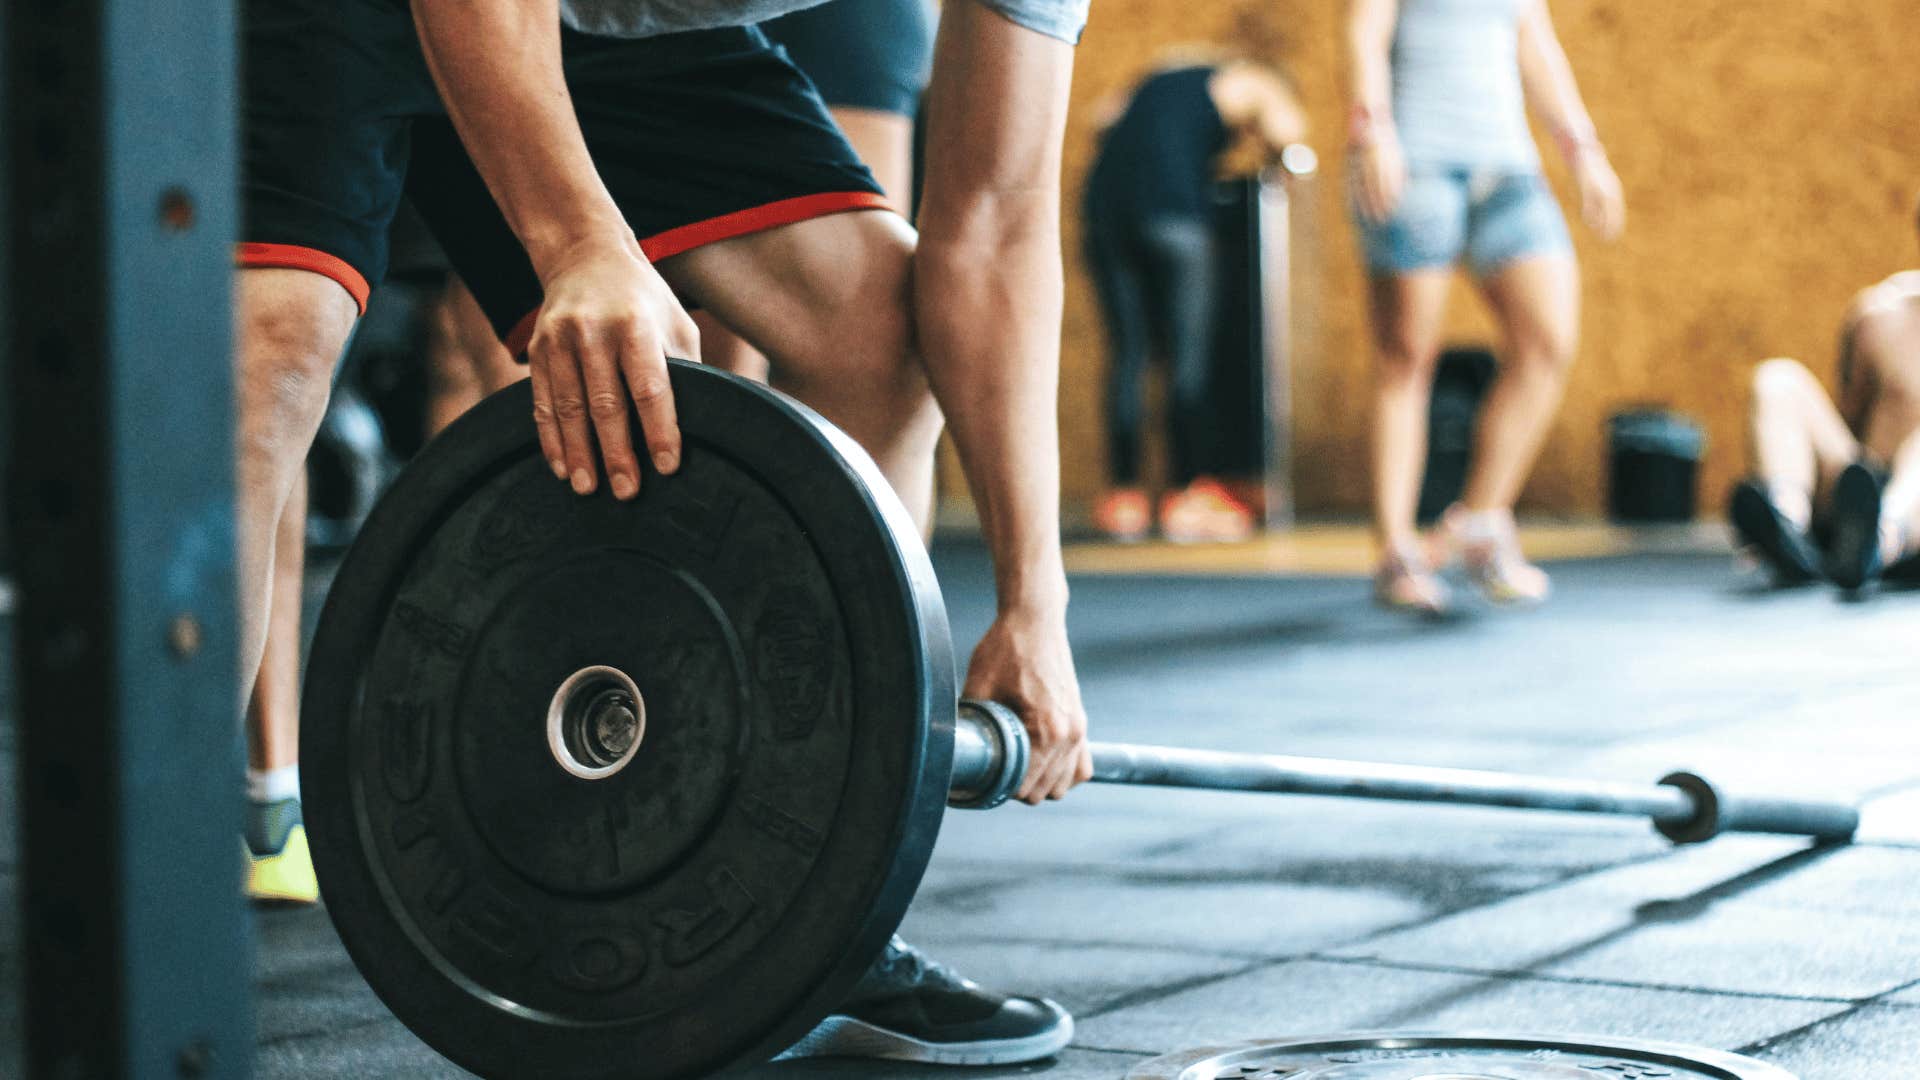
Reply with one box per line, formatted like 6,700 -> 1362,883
1348,0 -> 1623,615
1084,50 -> 1307,544
1730,196 -> 1920,594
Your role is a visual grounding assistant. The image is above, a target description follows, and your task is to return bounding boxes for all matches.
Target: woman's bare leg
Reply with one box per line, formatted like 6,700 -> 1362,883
1462,254 -> 1579,513
1367,270 -> 1453,551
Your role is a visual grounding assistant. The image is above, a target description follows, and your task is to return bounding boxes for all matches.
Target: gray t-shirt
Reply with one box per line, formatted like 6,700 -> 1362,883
1391,0 -> 1537,172
561,0 -> 1087,45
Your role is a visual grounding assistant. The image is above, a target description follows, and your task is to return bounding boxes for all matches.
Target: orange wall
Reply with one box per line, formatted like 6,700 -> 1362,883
1055,0 -> 1920,516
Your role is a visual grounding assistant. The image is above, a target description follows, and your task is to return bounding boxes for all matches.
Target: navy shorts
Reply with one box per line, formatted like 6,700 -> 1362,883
1354,167 -> 1571,277
760,0 -> 936,117
240,0 -> 887,352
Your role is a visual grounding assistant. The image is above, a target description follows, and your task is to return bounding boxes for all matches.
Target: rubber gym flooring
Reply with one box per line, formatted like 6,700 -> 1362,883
3,533 -> 1919,1078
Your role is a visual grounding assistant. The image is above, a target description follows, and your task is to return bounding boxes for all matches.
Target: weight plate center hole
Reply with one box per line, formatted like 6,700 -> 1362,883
547,665 -> 647,780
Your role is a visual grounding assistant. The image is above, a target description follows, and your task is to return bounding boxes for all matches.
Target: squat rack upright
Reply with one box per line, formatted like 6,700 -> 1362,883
6,0 -> 253,1075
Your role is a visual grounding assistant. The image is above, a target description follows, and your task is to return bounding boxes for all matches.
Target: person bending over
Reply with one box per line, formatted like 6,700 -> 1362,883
1084,52 -> 1307,543
236,0 -> 1091,1063
1732,212 -> 1920,592
1348,0 -> 1623,614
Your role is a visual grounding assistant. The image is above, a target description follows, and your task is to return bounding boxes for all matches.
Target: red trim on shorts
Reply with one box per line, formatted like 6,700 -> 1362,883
501,190 -> 894,357
235,243 -> 370,315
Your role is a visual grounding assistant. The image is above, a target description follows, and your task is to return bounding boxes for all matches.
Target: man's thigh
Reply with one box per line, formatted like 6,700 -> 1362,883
657,208 -> 917,377
410,25 -> 892,357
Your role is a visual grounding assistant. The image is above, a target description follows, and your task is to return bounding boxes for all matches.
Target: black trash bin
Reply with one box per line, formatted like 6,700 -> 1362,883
1607,409 -> 1706,523
1418,346 -> 1498,524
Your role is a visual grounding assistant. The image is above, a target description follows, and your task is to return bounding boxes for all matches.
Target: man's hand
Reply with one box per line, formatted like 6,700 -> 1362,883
1571,147 -> 1625,241
1351,125 -> 1407,224
963,607 -> 1091,805
527,239 -> 701,500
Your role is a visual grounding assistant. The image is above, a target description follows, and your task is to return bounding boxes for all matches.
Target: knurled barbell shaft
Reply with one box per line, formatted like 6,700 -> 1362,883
948,700 -> 1858,845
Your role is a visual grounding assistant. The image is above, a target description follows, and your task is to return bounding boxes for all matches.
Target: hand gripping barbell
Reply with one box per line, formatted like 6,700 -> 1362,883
301,361 -> 1854,1080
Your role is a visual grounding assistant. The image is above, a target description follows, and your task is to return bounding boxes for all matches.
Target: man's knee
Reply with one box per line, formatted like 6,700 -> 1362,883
783,222 -> 927,401
237,269 -> 357,460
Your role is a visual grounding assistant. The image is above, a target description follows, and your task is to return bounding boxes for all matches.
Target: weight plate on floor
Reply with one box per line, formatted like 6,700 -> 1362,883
302,361 -> 956,1080
1127,1032 -> 1796,1079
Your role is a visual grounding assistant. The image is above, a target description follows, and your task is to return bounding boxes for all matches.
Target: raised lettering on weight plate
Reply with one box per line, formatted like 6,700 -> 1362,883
548,926 -> 650,993
381,697 -> 434,802
654,868 -> 757,967
754,588 -> 830,741
393,600 -> 473,659
453,888 -> 535,967
740,795 -> 823,857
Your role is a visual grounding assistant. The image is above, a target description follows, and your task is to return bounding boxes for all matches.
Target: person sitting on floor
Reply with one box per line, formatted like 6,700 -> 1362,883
1730,196 -> 1920,592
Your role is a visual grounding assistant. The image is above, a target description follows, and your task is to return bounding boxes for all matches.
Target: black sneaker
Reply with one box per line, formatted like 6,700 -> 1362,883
778,937 -> 1073,1066
1728,479 -> 1822,585
1826,462 -> 1886,591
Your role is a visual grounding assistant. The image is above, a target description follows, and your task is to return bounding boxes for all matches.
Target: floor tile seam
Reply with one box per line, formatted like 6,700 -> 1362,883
1313,848 -> 1682,953
903,932 -> 1274,964
1077,958 -> 1281,1022
1732,1001 -> 1875,1056
256,1011 -> 397,1050
1304,953 -> 1868,1007
1073,1039 -> 1177,1058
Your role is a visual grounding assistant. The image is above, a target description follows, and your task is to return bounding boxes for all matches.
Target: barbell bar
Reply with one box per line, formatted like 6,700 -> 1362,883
948,699 -> 1859,844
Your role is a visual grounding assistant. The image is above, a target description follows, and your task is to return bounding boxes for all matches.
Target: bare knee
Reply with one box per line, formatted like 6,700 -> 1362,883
1752,356 -> 1816,400
1375,342 -> 1439,386
782,234 -> 931,415
237,272 -> 356,472
1505,328 -> 1577,381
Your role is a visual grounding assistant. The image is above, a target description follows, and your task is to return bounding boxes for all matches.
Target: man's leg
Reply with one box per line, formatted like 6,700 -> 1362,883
243,470 -> 317,901
695,106 -> 918,387
657,209 -> 944,531
1881,427 -> 1920,567
235,270 -> 359,692
425,276 -> 525,439
1730,357 -> 1855,584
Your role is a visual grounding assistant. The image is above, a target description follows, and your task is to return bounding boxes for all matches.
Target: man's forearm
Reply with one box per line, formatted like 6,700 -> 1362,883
916,215 -> 1068,613
412,0 -> 630,276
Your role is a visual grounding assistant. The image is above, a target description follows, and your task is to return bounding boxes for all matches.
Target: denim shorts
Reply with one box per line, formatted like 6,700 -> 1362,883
1355,167 -> 1571,276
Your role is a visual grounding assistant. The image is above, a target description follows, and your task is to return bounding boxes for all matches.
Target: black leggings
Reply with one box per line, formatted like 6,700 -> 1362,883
1086,215 -> 1219,487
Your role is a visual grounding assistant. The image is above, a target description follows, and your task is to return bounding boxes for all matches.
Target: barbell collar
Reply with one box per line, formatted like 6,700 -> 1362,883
949,699 -> 1029,810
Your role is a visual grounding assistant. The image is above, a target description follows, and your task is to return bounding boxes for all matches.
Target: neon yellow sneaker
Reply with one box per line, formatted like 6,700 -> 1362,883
246,799 -> 319,905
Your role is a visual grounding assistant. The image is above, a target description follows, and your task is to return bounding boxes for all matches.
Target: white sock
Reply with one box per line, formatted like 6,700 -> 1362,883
248,764 -> 301,804
1453,507 -> 1512,544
